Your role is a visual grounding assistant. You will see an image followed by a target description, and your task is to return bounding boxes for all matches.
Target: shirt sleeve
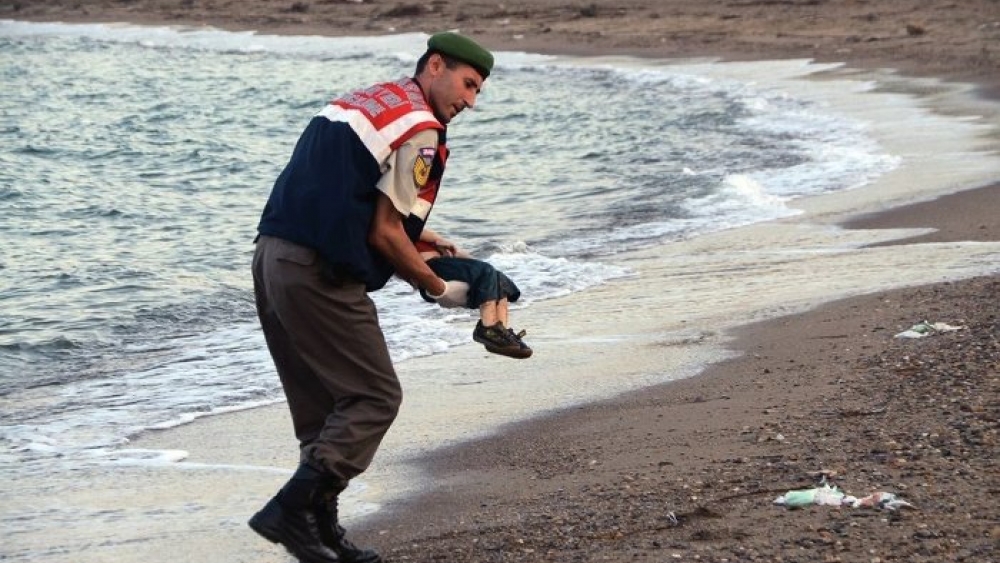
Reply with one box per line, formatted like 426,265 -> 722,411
376,128 -> 439,216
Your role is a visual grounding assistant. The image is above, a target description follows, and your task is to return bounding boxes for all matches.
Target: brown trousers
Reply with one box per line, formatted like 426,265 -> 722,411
252,236 -> 402,482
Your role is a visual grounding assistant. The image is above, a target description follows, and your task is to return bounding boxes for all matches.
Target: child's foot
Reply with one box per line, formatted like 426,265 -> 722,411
473,321 -> 533,359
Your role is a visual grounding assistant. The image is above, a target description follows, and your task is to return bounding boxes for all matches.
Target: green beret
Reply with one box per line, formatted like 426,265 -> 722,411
427,32 -> 494,79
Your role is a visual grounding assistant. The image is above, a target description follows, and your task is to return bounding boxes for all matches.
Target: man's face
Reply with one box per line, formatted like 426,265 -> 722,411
424,54 -> 483,124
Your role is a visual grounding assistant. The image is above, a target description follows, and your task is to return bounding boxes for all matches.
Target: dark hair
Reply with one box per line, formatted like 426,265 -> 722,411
414,51 -> 462,75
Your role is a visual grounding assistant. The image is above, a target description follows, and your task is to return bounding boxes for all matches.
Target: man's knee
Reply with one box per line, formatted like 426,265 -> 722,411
377,386 -> 403,423
351,383 -> 402,429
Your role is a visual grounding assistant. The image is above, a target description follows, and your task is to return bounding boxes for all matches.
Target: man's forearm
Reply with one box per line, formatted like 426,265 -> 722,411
369,195 -> 446,294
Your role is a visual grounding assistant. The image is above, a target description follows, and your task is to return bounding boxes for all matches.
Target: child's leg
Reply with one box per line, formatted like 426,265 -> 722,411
479,300 -> 499,327
479,297 -> 510,328
496,298 -> 509,327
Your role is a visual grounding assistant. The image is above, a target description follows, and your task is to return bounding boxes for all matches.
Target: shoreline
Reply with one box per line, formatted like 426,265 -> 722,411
5,0 -> 998,88
5,3 -> 999,562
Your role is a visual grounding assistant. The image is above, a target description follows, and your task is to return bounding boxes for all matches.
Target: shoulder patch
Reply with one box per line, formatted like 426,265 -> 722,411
413,147 -> 435,187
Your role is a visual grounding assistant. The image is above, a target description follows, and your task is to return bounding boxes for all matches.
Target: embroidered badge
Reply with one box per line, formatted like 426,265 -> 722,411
413,147 -> 435,187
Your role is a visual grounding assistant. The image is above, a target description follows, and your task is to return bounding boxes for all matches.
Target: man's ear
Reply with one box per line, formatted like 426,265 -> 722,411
426,53 -> 445,76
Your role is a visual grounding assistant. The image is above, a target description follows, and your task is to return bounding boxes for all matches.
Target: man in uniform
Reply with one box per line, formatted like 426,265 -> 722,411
248,32 -> 494,563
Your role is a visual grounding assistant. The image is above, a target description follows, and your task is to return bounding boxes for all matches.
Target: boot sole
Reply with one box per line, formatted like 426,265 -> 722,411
247,513 -> 281,544
249,514 -> 339,563
473,335 -> 533,359
481,342 -> 533,359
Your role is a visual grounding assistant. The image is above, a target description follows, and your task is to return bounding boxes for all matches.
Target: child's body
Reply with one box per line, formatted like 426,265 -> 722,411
417,230 -> 531,359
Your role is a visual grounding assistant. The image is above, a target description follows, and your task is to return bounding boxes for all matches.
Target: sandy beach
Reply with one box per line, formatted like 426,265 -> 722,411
6,0 -> 999,83
5,1 -> 999,562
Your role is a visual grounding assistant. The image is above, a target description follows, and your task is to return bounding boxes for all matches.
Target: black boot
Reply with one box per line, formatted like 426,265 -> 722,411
315,483 -> 383,563
248,463 -> 341,563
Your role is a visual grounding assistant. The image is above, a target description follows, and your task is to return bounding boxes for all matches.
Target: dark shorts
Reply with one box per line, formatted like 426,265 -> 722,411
420,256 -> 520,309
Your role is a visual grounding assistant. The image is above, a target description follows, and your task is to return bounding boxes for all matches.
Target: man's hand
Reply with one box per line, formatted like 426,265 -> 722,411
426,280 -> 469,308
433,237 -> 458,257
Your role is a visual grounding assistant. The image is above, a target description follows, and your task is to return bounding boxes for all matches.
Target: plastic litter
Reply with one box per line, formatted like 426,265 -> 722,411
773,482 -> 914,511
894,320 -> 964,339
845,491 -> 914,511
773,483 -> 845,507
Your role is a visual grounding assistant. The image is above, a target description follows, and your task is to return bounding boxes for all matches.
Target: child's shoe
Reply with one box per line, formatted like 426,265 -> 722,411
473,321 -> 533,359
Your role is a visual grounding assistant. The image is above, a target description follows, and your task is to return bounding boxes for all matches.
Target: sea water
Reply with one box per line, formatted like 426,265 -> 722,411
1,20 -> 998,561
0,20 -> 904,472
